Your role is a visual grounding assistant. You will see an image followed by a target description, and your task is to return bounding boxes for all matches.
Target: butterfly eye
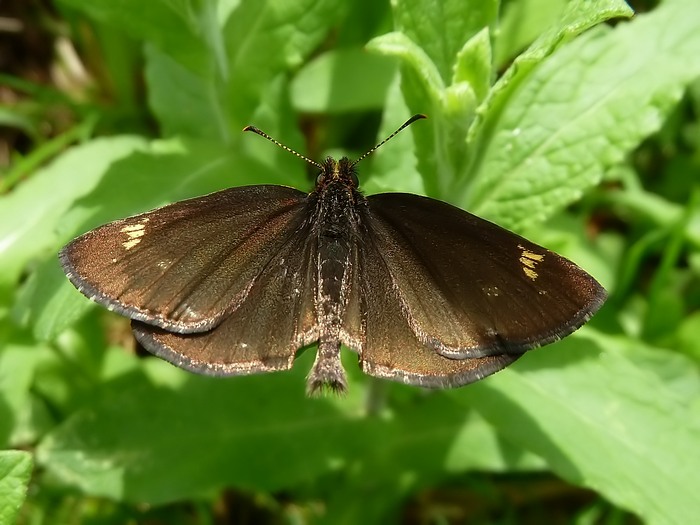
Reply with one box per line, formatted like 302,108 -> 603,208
350,171 -> 359,187
316,172 -> 325,185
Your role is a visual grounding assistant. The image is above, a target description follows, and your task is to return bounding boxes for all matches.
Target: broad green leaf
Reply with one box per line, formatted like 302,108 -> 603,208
465,0 -> 700,230
494,0 -> 570,67
0,340 -> 54,447
318,393 -> 544,525
473,0 -> 633,132
453,27 -> 492,104
371,0 -> 630,201
36,359 -> 542,506
58,0 -> 208,74
369,0 -> 497,197
393,0 -> 498,84
458,331 -> 700,525
14,258 -> 94,341
290,48 -> 398,113
145,45 -> 233,141
0,450 -> 33,524
148,0 -> 344,140
35,353 -> 366,503
494,0 -> 568,66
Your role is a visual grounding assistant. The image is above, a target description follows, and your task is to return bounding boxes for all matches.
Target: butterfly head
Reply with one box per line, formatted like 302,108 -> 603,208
316,157 -> 359,190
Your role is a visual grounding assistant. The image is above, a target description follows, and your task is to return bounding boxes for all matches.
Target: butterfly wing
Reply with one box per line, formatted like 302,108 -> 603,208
363,193 -> 606,359
352,218 -> 521,388
60,185 -> 309,333
131,219 -> 318,376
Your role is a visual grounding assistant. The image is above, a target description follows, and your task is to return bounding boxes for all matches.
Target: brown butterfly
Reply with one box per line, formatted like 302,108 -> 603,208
60,115 -> 606,394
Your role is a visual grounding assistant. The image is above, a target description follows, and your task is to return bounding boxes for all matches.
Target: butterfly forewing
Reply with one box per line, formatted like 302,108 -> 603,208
131,214 -> 319,375
364,193 -> 606,358
60,185 -> 308,333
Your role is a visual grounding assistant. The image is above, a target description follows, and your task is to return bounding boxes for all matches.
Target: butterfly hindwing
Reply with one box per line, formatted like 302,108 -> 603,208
131,214 -> 319,375
353,220 -> 522,388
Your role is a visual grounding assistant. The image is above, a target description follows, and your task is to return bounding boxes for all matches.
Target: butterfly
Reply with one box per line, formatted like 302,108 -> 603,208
60,115 -> 606,395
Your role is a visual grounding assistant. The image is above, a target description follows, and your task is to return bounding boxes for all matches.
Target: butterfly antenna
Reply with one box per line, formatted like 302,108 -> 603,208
243,125 -> 323,169
351,114 -> 427,167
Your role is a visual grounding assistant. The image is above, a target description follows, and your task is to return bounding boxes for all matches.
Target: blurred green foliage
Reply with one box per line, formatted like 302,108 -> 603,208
1,0 -> 699,523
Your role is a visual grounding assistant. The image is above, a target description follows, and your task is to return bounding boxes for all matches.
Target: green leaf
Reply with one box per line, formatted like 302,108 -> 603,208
148,0 -> 344,140
494,0 -> 568,66
36,352 -> 542,506
368,0 -> 498,197
677,312 -> 700,361
367,31 -> 461,197
367,32 -> 444,99
58,0 -> 208,74
35,353 -> 363,503
0,450 -> 33,524
65,0 -> 344,141
392,0 -> 498,84
144,45 -> 233,141
0,338 -> 54,447
487,0 -> 632,96
318,392 -> 544,525
453,27 -> 492,104
290,48 -> 398,113
371,0 -> 631,201
465,0 -> 700,230
457,331 -> 700,525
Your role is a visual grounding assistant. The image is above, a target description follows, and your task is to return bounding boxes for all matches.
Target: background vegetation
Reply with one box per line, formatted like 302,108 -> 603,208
1,0 -> 700,523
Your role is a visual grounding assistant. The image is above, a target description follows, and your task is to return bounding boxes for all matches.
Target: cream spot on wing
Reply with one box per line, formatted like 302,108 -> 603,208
518,244 -> 544,281
122,238 -> 141,250
120,219 -> 149,250
484,285 -> 501,297
523,267 -> 538,280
